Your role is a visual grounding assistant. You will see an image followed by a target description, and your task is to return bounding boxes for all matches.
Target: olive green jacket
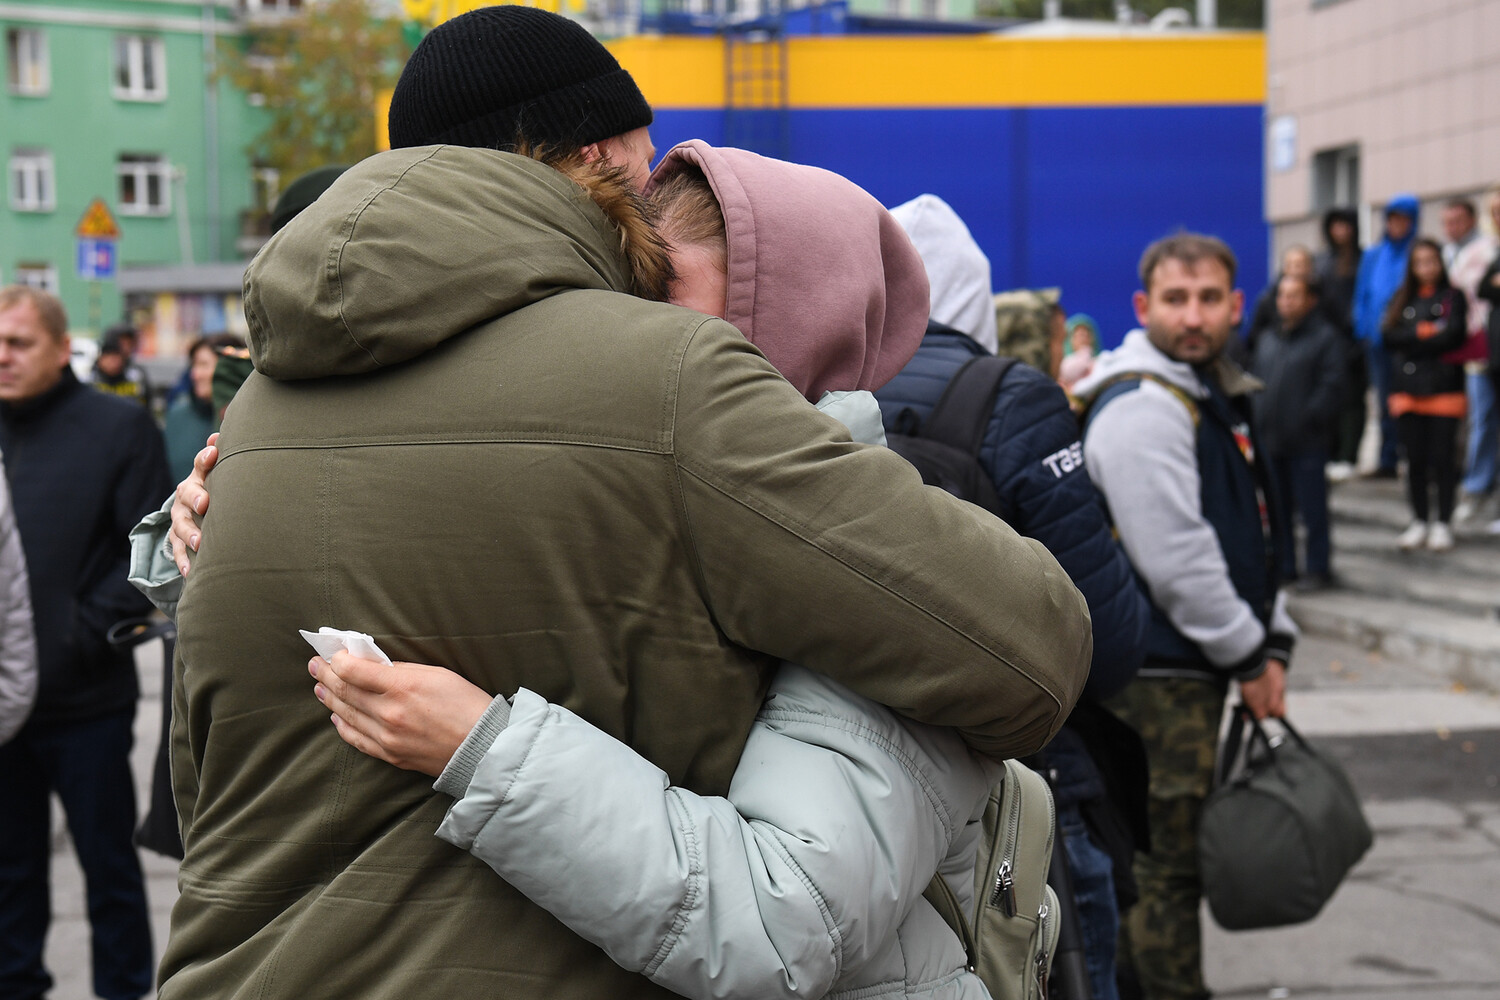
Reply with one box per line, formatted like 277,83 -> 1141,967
162,146 -> 1091,999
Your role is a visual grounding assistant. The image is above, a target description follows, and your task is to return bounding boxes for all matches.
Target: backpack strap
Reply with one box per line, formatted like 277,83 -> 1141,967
1078,371 -> 1200,431
919,355 -> 1019,456
923,873 -> 977,971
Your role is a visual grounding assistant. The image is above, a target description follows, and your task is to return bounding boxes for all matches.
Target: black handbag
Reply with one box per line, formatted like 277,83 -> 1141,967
1198,704 -> 1372,931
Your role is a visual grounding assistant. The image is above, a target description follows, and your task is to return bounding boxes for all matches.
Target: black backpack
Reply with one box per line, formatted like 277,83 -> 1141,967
886,355 -> 1017,517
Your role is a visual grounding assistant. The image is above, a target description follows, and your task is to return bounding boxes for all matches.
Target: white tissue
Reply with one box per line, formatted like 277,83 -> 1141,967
299,627 -> 393,666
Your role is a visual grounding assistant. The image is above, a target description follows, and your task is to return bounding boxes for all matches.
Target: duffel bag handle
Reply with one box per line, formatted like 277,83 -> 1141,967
1217,703 -> 1296,787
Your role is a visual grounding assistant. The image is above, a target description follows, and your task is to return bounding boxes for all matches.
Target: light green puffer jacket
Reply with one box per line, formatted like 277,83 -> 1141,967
162,145 -> 1091,1000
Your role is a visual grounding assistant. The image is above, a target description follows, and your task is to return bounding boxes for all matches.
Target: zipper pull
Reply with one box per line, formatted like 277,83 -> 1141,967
992,860 -> 1017,916
1036,897 -> 1051,998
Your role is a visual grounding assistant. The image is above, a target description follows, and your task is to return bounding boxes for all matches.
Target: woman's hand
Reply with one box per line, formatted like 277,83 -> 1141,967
169,433 -> 219,575
310,652 -> 494,777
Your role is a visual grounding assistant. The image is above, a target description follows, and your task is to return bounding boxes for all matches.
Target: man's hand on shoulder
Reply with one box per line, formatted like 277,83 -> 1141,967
1240,659 -> 1286,720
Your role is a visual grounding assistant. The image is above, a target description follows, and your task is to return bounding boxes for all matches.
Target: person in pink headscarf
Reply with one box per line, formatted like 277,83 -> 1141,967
307,143 -> 1022,1000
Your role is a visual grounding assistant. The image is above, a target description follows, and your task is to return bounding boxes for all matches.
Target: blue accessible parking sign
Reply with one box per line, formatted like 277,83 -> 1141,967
76,238 -> 117,281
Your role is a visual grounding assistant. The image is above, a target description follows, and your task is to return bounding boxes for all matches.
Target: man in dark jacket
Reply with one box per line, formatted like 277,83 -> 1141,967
1251,274 -> 1346,590
882,193 -> 1150,1000
0,286 -> 172,1000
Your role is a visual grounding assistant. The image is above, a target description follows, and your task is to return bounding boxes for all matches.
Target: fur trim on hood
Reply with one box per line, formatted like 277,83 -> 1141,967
532,146 -> 674,303
645,140 -> 930,402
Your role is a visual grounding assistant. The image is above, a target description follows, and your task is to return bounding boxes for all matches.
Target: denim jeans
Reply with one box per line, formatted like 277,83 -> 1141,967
1462,369 -> 1498,496
1060,805 -> 1121,1000
1267,449 -> 1332,578
0,710 -> 153,1000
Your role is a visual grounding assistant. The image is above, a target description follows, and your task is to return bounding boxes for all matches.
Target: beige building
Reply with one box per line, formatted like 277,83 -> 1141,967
1265,0 -> 1500,253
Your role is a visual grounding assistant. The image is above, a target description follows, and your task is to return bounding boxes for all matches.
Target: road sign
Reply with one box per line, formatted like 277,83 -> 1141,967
76,238 -> 117,281
76,198 -> 121,239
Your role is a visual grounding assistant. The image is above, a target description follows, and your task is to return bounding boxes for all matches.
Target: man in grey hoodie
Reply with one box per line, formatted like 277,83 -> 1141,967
1073,234 -> 1296,1000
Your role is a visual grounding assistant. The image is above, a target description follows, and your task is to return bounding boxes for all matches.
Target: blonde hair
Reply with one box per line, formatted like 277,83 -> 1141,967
0,285 -> 67,341
650,166 -> 726,275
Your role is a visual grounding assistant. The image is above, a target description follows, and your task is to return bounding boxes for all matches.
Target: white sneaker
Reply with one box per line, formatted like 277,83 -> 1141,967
1428,522 -> 1455,551
1397,521 -> 1429,550
1326,462 -> 1355,483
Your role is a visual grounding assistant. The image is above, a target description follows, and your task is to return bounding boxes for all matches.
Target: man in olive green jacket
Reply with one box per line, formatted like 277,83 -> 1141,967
161,144 -> 1091,998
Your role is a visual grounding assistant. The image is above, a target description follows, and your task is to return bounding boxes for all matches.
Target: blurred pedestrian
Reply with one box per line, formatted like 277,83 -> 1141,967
1317,208 -> 1366,481
1354,195 -> 1421,478
163,334 -> 245,483
0,453 -> 36,746
90,324 -> 149,407
1478,188 -> 1500,533
1440,197 -> 1498,522
1058,312 -> 1101,391
1384,239 -> 1468,551
994,287 -> 1066,378
1242,243 -> 1317,356
1250,273 -> 1346,590
0,285 -> 171,1000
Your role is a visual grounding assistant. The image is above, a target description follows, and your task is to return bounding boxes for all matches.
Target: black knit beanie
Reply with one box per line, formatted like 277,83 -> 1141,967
388,6 -> 653,152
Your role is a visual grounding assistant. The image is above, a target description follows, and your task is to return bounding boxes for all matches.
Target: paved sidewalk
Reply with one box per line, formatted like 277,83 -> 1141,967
42,641 -> 177,1000
1203,634 -> 1500,1000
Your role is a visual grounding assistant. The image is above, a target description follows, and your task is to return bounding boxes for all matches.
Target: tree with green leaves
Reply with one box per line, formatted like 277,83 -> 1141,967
220,0 -> 410,181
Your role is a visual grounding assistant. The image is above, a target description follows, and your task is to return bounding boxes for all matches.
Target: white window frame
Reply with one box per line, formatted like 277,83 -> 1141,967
113,34 -> 166,101
117,154 -> 172,216
241,0 -> 303,13
14,264 -> 58,294
6,27 -> 49,96
9,149 -> 55,213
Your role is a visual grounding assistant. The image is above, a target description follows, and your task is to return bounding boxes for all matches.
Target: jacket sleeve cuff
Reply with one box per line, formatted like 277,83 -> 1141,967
433,694 -> 512,799
1263,631 -> 1296,670
1229,650 -> 1269,681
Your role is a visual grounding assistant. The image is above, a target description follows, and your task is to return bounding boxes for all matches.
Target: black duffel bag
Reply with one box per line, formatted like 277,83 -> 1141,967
1199,704 -> 1372,931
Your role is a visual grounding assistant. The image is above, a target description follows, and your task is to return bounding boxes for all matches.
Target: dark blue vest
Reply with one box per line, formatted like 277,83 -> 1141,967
1087,372 -> 1278,668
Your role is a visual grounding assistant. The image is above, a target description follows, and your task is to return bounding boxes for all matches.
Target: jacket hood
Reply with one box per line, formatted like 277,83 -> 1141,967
245,145 -> 664,380
889,194 -> 999,354
646,140 -> 929,401
1073,329 -> 1261,402
1385,193 -> 1420,222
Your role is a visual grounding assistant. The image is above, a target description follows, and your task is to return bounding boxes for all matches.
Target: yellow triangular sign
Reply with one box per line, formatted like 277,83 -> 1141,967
76,198 -> 121,239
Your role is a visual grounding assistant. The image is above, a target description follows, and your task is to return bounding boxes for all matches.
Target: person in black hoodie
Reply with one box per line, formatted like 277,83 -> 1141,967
1383,239 -> 1468,551
1318,208 -> 1367,479
1251,273 -> 1347,589
0,286 -> 171,1000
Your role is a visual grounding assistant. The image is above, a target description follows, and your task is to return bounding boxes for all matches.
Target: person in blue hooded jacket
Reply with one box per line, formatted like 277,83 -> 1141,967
880,193 -> 1151,1000
1353,194 -> 1421,476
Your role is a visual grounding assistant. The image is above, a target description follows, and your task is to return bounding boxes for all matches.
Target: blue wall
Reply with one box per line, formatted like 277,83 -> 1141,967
649,104 -> 1267,348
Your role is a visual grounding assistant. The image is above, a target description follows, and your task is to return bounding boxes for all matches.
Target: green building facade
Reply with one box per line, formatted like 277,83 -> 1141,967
0,0 -> 269,337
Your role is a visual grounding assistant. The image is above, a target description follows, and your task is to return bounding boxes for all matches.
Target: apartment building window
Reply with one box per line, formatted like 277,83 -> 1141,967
240,0 -> 304,12
6,28 -> 49,96
9,149 -> 55,212
117,154 -> 171,215
113,35 -> 165,100
1312,144 -> 1360,212
14,264 -> 58,294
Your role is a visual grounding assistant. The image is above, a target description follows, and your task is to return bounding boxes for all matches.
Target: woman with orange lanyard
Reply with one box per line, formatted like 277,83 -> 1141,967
1383,237 -> 1469,551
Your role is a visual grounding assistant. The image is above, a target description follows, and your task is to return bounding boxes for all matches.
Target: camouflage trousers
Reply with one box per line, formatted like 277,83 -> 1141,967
1106,674 -> 1228,1000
